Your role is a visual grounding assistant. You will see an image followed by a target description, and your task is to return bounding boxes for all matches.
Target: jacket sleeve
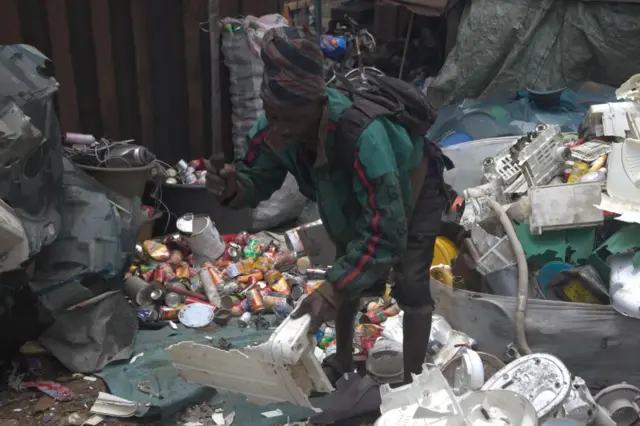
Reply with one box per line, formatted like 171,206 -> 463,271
226,117 -> 288,208
325,121 -> 409,300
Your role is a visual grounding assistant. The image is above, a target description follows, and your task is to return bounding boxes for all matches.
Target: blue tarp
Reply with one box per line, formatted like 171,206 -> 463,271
427,87 -> 617,145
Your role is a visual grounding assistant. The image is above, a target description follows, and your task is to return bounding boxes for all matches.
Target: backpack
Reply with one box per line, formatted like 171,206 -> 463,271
333,73 -> 448,173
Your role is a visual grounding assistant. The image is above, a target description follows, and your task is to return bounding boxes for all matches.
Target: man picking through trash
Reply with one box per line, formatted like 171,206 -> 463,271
206,26 -> 451,386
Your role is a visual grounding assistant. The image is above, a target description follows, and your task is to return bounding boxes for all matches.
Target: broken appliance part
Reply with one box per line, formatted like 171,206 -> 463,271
166,311 -> 333,407
615,73 -> 640,102
428,314 -> 477,368
510,124 -> 570,187
439,348 -> 485,396
560,377 -> 600,424
608,253 -> 640,319
528,182 -> 604,235
459,390 -> 538,426
594,383 -> 640,426
377,364 -> 538,426
482,353 -> 571,421
366,339 -> 404,385
606,136 -> 640,205
570,140 -> 612,162
442,351 -> 506,395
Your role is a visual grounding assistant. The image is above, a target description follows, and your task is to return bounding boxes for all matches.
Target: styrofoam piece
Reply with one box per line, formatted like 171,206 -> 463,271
529,182 -> 604,235
482,353 -> 571,421
90,392 -> 138,417
166,312 -> 333,407
459,390 -> 538,426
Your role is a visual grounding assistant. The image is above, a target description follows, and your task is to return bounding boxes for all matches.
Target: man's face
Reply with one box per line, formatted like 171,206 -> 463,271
264,100 -> 322,148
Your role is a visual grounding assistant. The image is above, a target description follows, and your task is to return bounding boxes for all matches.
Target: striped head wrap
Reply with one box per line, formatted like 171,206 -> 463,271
260,26 -> 326,107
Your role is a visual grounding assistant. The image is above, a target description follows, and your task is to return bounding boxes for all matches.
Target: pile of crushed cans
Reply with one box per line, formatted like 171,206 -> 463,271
123,225 -> 402,360
162,158 -> 208,185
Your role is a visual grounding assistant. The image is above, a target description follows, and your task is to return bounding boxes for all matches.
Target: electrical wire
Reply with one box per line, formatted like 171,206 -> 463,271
65,137 -> 176,235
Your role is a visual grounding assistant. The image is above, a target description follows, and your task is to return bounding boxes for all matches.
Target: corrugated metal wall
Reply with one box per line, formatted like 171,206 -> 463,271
0,0 -> 282,163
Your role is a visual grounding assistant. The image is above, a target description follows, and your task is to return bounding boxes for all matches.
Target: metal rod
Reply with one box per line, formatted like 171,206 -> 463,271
398,11 -> 415,80
314,0 -> 322,33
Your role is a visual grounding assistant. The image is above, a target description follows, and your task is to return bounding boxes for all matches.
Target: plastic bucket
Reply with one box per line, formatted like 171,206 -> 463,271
77,163 -> 156,199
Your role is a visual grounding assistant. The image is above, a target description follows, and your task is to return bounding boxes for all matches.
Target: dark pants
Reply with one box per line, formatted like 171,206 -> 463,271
331,157 -> 448,383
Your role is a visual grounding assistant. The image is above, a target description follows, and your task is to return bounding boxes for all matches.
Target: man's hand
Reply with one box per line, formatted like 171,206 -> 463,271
205,161 -> 239,201
290,281 -> 343,332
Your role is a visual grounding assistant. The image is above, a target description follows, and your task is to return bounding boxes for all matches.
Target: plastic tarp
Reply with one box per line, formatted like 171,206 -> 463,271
429,0 -> 640,109
29,157 -> 141,317
427,86 -> 616,143
431,280 -> 640,389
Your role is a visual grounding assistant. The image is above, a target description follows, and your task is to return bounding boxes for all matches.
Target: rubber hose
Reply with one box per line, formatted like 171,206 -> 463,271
486,198 -> 532,355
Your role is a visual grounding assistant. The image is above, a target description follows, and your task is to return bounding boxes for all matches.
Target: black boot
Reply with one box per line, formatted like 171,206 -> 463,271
323,299 -> 358,385
402,311 -> 433,384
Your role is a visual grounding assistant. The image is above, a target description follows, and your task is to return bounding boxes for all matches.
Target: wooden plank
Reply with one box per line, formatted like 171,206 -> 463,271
0,0 -> 22,44
45,0 -> 80,132
131,0 -> 154,151
90,0 -> 120,137
183,0 -> 207,159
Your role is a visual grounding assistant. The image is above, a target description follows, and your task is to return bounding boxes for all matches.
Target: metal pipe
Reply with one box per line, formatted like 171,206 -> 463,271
398,11 -> 415,80
314,0 -> 322,34
486,198 -> 532,356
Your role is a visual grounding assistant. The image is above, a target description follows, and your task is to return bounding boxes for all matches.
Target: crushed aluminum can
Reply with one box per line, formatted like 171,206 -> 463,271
165,292 -> 183,308
226,263 -> 241,278
177,159 -> 189,172
160,305 -> 183,320
238,311 -> 252,328
306,268 -> 327,279
290,283 -> 305,301
227,243 -> 242,262
137,306 -> 159,322
184,173 -> 197,184
234,231 -> 249,245
219,280 -> 241,296
246,287 -> 266,314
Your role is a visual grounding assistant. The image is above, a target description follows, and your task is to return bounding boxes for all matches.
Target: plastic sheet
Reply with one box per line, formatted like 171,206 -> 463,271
428,0 -> 640,109
431,279 -> 640,389
251,173 -> 308,232
29,157 -> 141,316
0,45 -> 64,257
427,88 -> 616,144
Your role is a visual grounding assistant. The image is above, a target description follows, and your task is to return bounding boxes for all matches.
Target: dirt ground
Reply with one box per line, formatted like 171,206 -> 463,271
0,356 -> 161,426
